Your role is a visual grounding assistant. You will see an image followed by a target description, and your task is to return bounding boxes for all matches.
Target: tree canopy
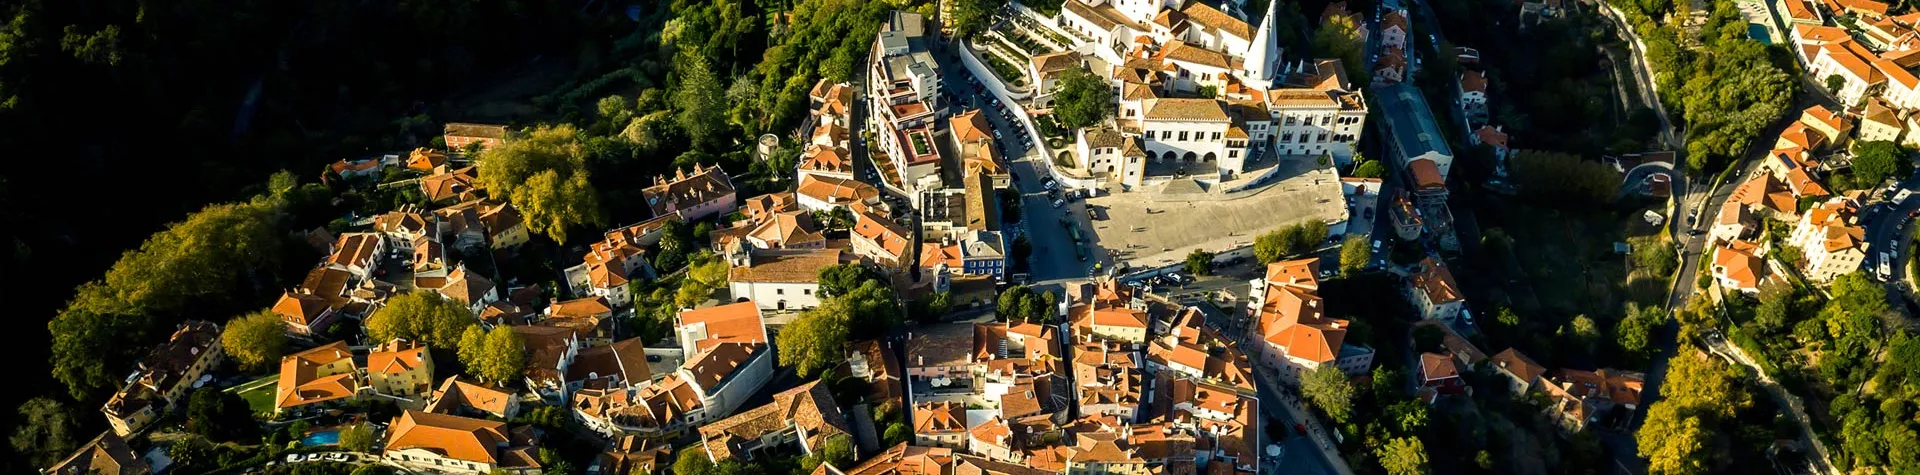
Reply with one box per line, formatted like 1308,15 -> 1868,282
365,290 -> 477,350
1311,13 -> 1367,83
997,286 -> 1058,323
1340,235 -> 1371,276
49,200 -> 284,400
948,0 -> 1001,38
1377,436 -> 1430,475
1051,69 -> 1113,129
468,325 -> 527,384
1255,220 -> 1329,263
777,301 -> 850,378
1511,150 -> 1618,206
672,52 -> 728,150
1849,141 -> 1909,189
222,309 -> 289,372
1302,365 -> 1354,423
185,387 -> 257,443
475,124 -> 607,242
1185,250 -> 1215,276
9,397 -> 78,467
1352,160 -> 1387,179
1635,352 -> 1749,474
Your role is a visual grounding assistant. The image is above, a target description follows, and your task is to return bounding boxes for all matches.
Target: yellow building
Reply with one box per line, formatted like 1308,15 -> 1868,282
1069,281 -> 1149,344
368,339 -> 435,402
101,321 -> 224,436
277,341 -> 363,415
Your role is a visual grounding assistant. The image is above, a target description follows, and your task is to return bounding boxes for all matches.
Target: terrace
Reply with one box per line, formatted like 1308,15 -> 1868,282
905,129 -> 941,165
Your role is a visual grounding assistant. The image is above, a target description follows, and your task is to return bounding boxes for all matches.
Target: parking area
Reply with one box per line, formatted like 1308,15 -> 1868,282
644,349 -> 684,379
270,451 -> 372,468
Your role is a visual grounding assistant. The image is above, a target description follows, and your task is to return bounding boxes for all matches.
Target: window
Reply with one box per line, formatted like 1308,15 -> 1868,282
1322,116 -> 1333,126
777,289 -> 785,295
1179,131 -> 1189,141
1318,133 -> 1330,142
1282,133 -> 1293,143
1229,150 -> 1239,158
1284,116 -> 1297,126
1162,131 -> 1172,140
1131,157 -> 1141,163
1211,132 -> 1221,141
1127,109 -> 1137,117
804,289 -> 812,295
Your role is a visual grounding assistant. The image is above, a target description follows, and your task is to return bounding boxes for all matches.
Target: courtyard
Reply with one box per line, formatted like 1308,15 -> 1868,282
1086,156 -> 1348,271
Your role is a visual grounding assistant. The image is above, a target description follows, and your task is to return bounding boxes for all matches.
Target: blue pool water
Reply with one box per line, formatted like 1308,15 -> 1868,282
300,430 -> 340,446
1748,23 -> 1772,44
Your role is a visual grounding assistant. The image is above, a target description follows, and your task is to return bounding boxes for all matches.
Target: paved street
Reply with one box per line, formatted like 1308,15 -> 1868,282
936,35 -> 1096,282
1604,85 -> 1846,474
1253,369 -> 1342,475
1172,280 -> 1343,475
1864,176 -> 1920,290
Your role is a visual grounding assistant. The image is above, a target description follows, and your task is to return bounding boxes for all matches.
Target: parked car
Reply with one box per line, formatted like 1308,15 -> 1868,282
1043,179 -> 1058,190
1052,199 -> 1065,208
324,453 -> 350,462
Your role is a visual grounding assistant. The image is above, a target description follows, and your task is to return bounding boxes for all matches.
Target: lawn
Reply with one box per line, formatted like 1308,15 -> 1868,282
231,375 -> 279,415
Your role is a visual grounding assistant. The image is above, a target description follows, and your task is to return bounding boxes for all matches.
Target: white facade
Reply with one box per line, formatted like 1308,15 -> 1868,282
1788,202 -> 1869,282
385,449 -> 536,475
1268,105 -> 1366,160
727,281 -> 823,312
1141,118 -> 1244,166
1076,127 -> 1149,187
684,348 -> 774,423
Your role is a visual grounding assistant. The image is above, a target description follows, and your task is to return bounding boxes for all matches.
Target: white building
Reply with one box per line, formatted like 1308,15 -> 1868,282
678,342 -> 775,425
1788,199 -> 1869,282
867,11 -> 946,193
1139,98 -> 1251,171
1409,257 -> 1465,322
1265,60 -> 1369,165
1076,126 -> 1151,187
724,246 -> 845,312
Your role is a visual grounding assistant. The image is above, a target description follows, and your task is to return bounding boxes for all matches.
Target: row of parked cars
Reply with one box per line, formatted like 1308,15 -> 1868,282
285,453 -> 354,464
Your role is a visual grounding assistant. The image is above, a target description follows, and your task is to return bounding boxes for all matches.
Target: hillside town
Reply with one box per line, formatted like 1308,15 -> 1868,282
18,0 -> 1920,474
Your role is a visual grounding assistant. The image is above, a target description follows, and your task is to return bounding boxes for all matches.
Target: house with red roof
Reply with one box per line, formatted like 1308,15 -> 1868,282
367,339 -> 435,402
1246,258 -> 1374,384
1419,352 -> 1467,395
1788,198 -> 1869,282
382,410 -> 541,474
1490,348 -> 1547,396
1409,257 -> 1465,322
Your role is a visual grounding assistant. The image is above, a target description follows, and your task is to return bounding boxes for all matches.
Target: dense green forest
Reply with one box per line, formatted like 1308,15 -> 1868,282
0,0 -> 917,470
0,0 -> 593,469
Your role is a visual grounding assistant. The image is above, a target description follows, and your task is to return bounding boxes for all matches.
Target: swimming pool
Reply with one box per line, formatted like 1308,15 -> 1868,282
300,429 -> 340,446
1748,23 -> 1772,44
